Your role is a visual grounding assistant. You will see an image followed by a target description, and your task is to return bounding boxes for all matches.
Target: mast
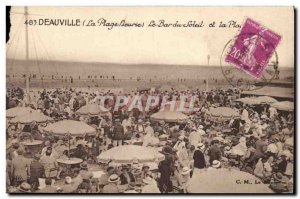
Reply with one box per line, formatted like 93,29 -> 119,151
24,7 -> 30,102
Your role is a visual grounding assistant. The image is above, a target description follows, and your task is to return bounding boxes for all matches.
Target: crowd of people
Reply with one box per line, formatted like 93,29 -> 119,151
6,86 -> 294,193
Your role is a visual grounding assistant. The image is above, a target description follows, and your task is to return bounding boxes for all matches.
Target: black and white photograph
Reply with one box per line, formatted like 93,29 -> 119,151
5,6 -> 295,194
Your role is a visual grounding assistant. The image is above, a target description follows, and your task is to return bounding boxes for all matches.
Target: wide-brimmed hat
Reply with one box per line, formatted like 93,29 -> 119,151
224,146 -> 231,151
159,146 -> 173,155
57,140 -> 64,145
181,167 -> 191,175
108,174 -> 120,183
34,154 -> 41,160
65,176 -> 72,184
198,125 -> 204,129
121,164 -> 130,171
17,182 -> 31,193
80,161 -> 88,169
273,172 -> 285,182
142,163 -> 150,169
212,160 -> 221,168
197,143 -> 205,150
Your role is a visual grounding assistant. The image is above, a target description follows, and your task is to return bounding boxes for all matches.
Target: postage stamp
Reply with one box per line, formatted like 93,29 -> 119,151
225,18 -> 282,79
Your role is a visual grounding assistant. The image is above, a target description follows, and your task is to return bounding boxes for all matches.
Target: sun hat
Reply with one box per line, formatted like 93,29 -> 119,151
80,161 -> 88,169
65,176 -> 72,184
197,143 -> 205,150
212,160 -> 221,168
273,172 -> 285,182
17,182 -> 31,193
108,174 -> 120,183
142,163 -> 150,169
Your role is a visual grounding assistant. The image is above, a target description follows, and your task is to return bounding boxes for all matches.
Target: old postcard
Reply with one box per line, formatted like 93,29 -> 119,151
6,6 -> 295,194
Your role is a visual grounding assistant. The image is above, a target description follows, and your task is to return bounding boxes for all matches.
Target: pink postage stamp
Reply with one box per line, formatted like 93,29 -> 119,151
225,18 -> 281,79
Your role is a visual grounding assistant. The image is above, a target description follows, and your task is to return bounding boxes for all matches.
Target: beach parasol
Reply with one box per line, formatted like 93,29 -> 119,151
150,111 -> 189,123
97,145 -> 164,163
234,97 -> 258,105
10,110 -> 53,124
255,96 -> 278,104
44,120 -> 96,159
208,107 -> 240,121
270,101 -> 294,112
76,103 -> 108,116
43,120 -> 96,136
186,168 -> 273,193
235,96 -> 278,105
6,107 -> 34,119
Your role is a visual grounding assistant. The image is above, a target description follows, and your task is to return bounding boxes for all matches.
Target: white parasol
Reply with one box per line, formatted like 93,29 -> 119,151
44,120 -> 96,159
208,107 -> 240,121
235,96 -> 278,105
150,111 -> 189,123
10,110 -> 53,124
76,103 -> 108,116
97,145 -> 164,163
6,107 -> 34,119
43,120 -> 96,136
270,101 -> 294,112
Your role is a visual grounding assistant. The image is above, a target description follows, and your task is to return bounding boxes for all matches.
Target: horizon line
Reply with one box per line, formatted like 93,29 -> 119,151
6,58 -> 294,68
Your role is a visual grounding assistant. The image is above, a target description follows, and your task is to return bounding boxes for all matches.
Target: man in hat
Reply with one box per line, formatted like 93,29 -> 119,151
29,154 -> 45,191
141,163 -> 152,180
39,147 -> 58,179
11,149 -> 31,186
250,134 -> 268,163
158,150 -> 174,193
193,143 -> 206,174
112,119 -> 125,147
207,140 -> 222,165
275,154 -> 288,174
135,119 -> 145,134
119,164 -> 135,186
173,135 -> 186,153
176,167 -> 191,192
145,121 -> 154,136
99,166 -> 115,189
102,174 -> 120,193
73,144 -> 88,161
189,128 -> 202,148
270,172 -> 289,193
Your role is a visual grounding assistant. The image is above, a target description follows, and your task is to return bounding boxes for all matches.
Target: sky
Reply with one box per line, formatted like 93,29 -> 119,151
6,6 -> 294,67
